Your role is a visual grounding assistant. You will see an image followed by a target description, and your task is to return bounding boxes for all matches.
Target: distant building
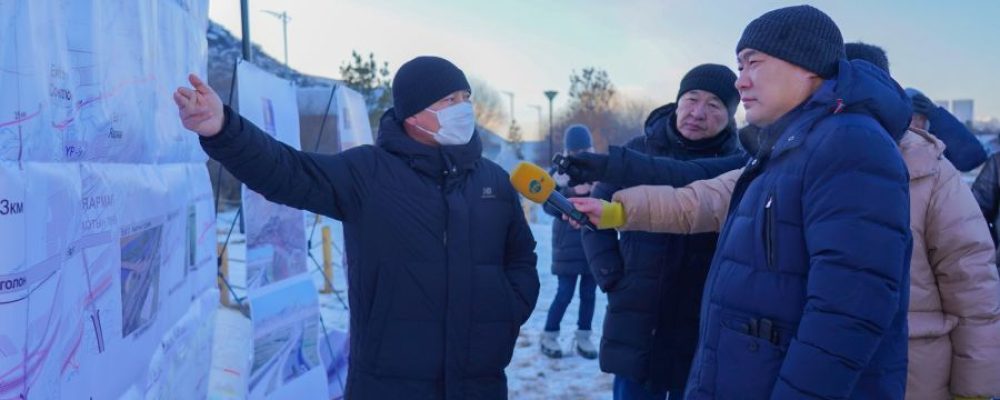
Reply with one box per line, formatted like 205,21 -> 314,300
952,99 -> 975,126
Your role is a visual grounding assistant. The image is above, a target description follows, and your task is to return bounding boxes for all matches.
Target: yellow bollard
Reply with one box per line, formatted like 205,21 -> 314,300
217,243 -> 230,307
321,226 -> 334,293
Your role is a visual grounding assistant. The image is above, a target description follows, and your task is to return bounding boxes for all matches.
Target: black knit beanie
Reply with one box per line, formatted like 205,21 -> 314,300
392,56 -> 471,120
736,5 -> 845,78
677,64 -> 739,115
845,42 -> 890,74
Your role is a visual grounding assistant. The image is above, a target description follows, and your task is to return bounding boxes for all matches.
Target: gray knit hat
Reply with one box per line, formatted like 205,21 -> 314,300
736,5 -> 845,78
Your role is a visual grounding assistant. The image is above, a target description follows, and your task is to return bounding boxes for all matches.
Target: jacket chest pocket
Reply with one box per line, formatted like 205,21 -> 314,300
756,180 -> 806,275
763,191 -> 777,271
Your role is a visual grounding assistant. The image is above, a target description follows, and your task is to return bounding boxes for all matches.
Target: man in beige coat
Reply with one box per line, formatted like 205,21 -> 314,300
574,128 -> 1000,400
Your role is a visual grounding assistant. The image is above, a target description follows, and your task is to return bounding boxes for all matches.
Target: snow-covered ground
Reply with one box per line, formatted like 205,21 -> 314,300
208,209 -> 613,399
507,217 -> 614,399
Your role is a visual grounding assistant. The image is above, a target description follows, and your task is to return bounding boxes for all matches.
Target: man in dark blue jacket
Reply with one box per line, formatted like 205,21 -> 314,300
583,64 -> 742,400
173,56 -> 539,400
681,6 -> 912,399
561,6 -> 914,399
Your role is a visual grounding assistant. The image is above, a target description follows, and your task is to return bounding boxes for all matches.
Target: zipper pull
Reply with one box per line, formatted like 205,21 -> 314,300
443,231 -> 448,245
765,195 -> 773,208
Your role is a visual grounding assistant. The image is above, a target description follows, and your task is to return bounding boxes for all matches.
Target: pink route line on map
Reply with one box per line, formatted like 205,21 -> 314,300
51,74 -> 156,130
0,266 -> 68,396
0,106 -> 41,129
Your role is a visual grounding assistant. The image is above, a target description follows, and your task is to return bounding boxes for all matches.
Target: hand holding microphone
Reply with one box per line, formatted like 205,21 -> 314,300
510,162 -> 597,231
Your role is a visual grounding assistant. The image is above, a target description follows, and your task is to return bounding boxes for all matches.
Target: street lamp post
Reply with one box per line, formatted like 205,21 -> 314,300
544,90 -> 558,165
261,10 -> 291,65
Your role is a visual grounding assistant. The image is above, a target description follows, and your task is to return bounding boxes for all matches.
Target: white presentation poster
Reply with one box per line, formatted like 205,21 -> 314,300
237,60 -> 309,291
0,1 -> 217,399
335,86 -> 374,150
248,275 -> 326,399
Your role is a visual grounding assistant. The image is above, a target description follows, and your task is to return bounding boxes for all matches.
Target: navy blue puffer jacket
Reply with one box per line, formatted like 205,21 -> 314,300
201,108 -> 539,400
684,59 -> 913,400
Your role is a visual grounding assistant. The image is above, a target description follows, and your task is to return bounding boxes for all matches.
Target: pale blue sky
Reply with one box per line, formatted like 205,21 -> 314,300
211,0 -> 1000,139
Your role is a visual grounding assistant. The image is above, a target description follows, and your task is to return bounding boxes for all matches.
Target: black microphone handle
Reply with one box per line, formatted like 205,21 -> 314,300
546,191 -> 597,231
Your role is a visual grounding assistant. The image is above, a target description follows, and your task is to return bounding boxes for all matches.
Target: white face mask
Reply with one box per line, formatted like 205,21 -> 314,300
417,102 -> 476,145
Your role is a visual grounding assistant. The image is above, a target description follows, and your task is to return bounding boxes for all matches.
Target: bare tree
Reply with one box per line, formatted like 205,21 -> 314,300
568,68 -> 616,114
552,68 -> 656,151
606,96 -> 656,146
470,78 -> 508,133
554,67 -> 621,151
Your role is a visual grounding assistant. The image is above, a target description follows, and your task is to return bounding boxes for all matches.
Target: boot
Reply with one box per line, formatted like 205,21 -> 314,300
574,330 -> 598,359
540,331 -> 563,359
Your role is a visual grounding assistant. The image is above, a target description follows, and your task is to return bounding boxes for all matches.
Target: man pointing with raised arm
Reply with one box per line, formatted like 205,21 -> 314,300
174,56 -> 539,400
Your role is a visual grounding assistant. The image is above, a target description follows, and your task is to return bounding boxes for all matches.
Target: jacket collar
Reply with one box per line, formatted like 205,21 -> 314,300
376,108 -> 482,181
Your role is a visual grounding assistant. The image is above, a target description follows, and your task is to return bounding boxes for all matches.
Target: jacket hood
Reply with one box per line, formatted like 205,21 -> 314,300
899,128 -> 946,180
806,59 -> 913,141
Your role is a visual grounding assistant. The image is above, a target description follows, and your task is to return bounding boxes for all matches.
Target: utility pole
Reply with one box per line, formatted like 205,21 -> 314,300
240,0 -> 252,61
261,10 -> 291,65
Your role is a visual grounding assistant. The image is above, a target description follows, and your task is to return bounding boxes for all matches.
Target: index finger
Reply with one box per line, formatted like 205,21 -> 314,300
569,197 -> 598,212
188,74 -> 210,92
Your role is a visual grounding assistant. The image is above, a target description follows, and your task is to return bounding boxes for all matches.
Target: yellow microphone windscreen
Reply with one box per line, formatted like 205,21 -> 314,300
510,162 -> 556,204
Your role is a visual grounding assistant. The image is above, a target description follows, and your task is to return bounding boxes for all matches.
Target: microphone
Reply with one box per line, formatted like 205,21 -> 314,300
510,162 -> 596,231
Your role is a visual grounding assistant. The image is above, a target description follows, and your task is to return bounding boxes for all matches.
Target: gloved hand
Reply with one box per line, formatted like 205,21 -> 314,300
554,152 -> 608,186
910,92 -> 937,116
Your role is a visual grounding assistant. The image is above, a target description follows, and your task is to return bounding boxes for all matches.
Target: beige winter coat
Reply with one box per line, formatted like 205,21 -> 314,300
613,129 -> 1000,399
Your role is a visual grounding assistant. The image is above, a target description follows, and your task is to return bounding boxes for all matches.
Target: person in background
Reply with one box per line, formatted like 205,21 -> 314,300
905,86 -> 986,171
539,124 -> 599,360
972,151 -> 1000,253
845,42 -> 986,172
583,64 -> 743,400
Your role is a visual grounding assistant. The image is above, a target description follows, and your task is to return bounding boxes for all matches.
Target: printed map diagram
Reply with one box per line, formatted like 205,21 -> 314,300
119,221 -> 163,338
0,0 -> 206,164
237,60 -> 308,290
1,1 -> 216,399
243,190 -> 308,289
248,276 -> 324,399
0,163 -> 104,399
